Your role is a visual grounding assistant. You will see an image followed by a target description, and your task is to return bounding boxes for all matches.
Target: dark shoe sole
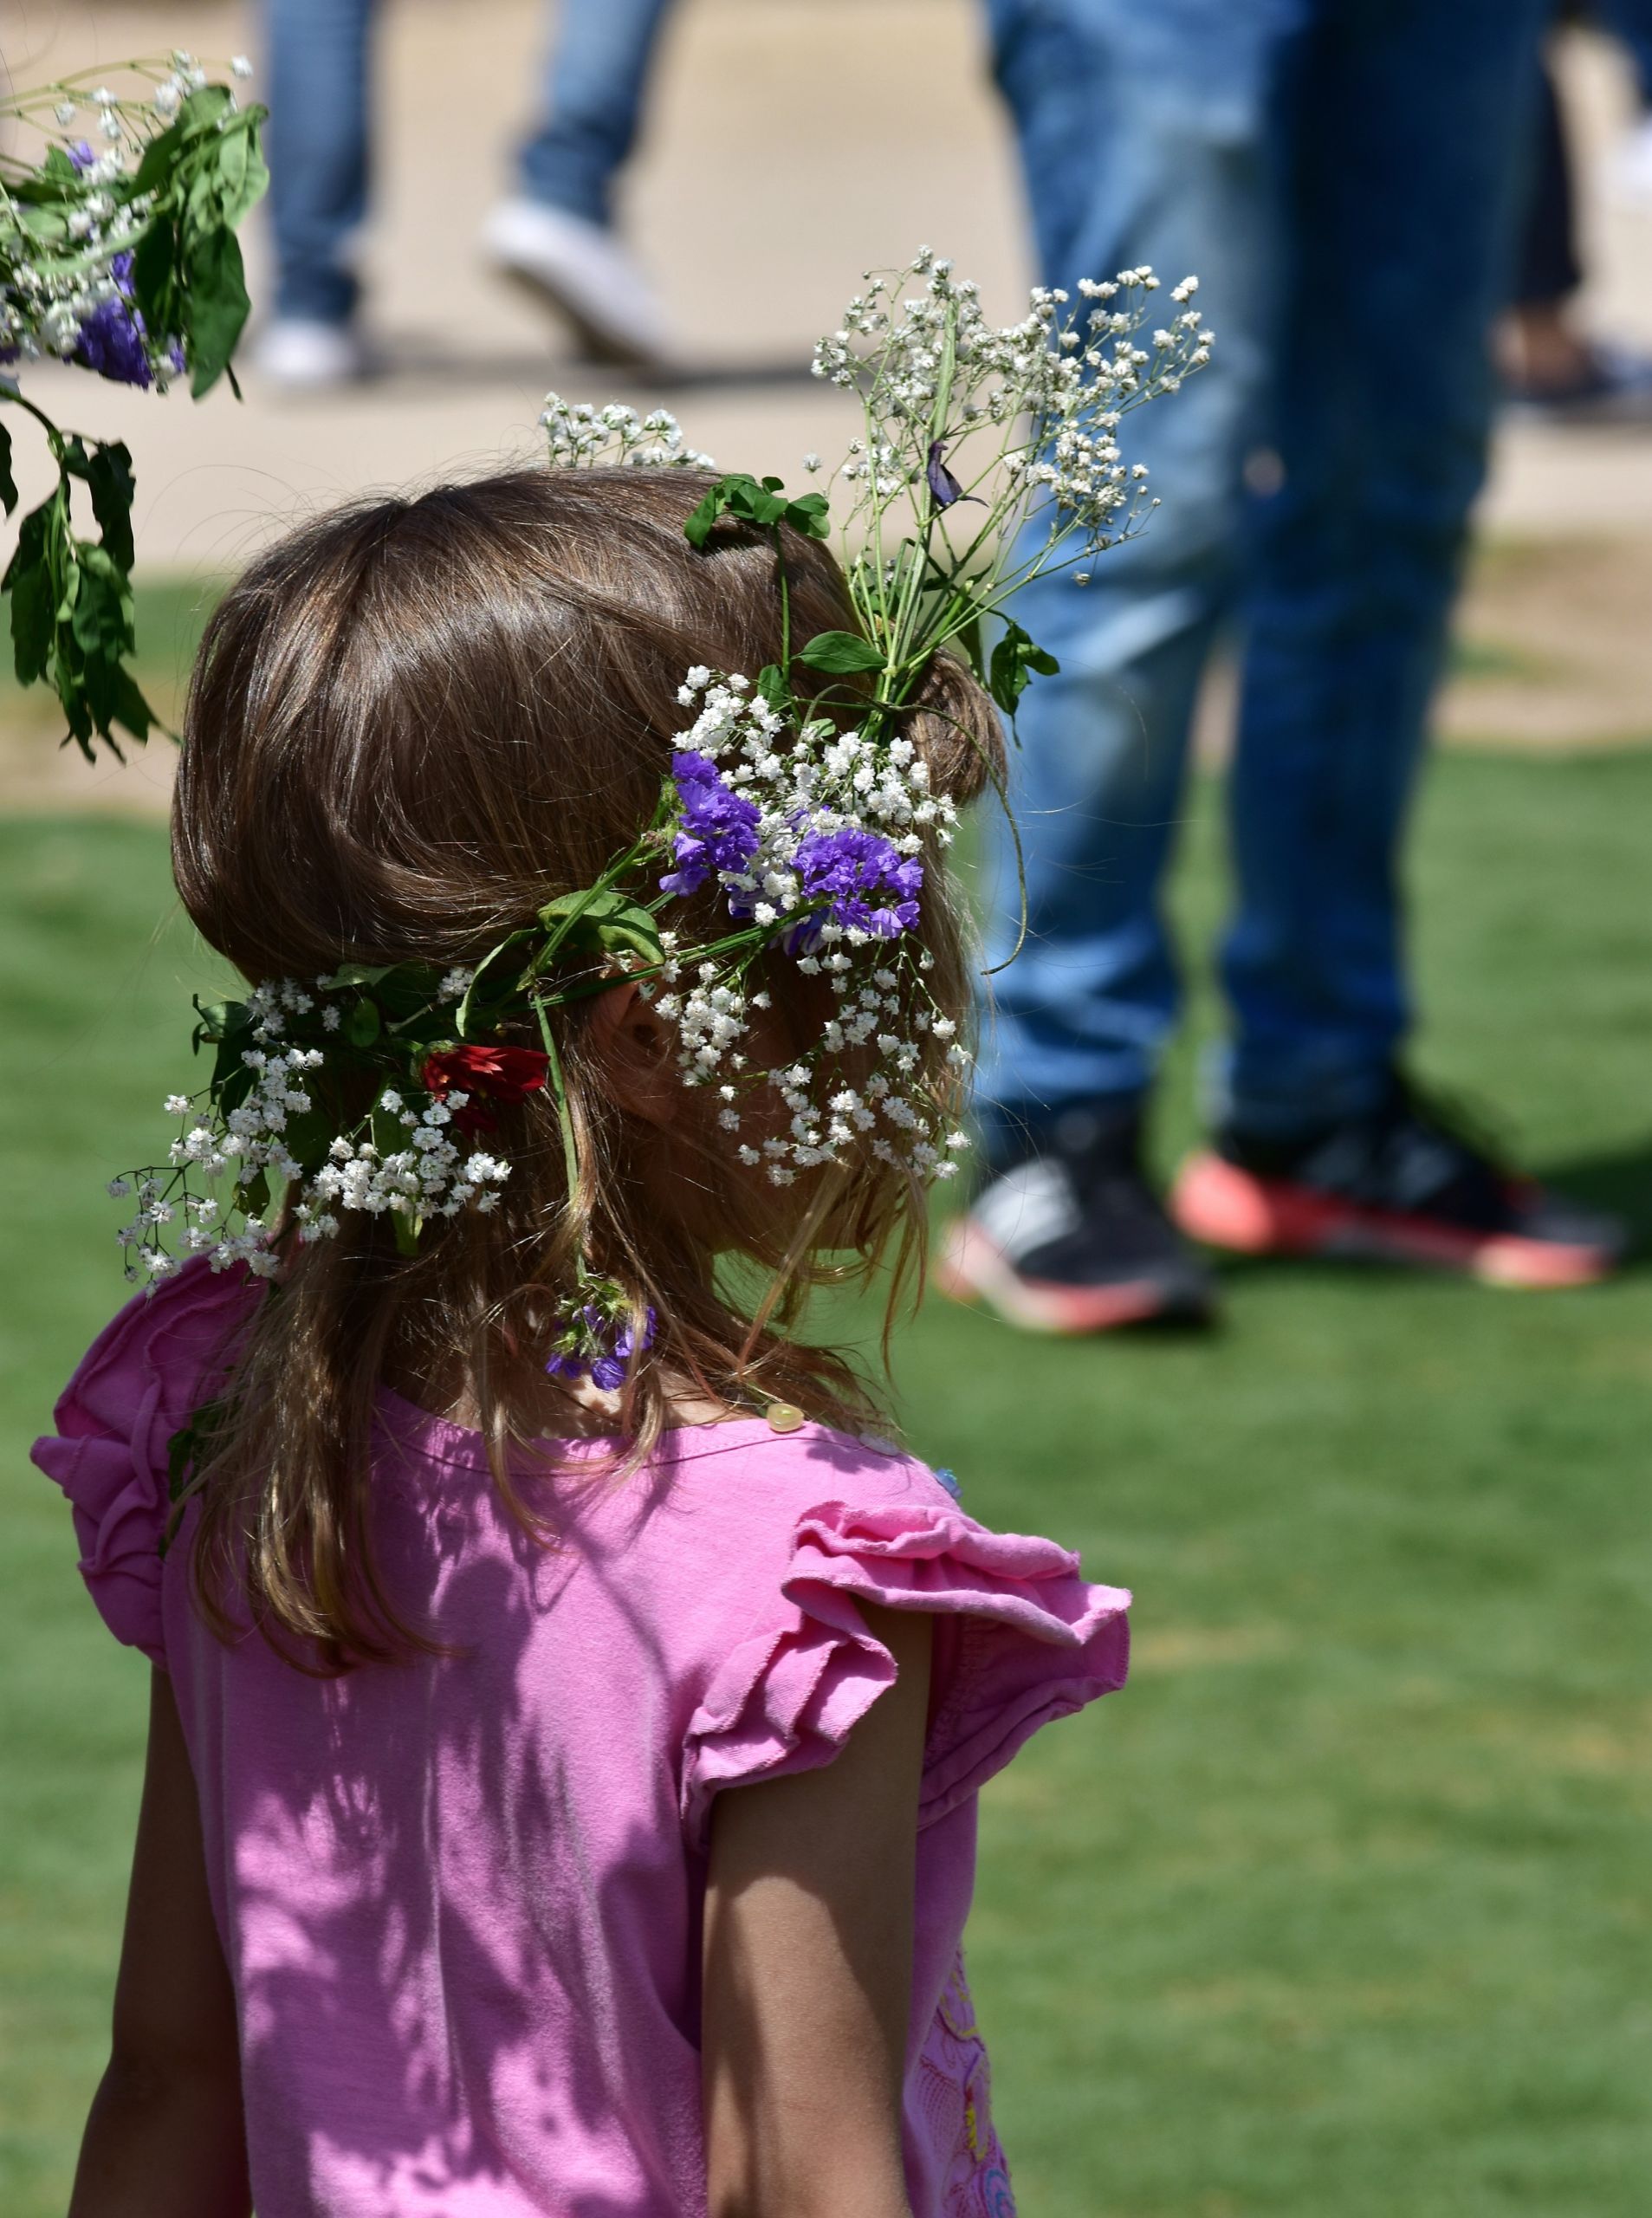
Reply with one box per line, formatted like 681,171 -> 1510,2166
1172,1151 -> 1619,1289
936,1216 -> 1217,1334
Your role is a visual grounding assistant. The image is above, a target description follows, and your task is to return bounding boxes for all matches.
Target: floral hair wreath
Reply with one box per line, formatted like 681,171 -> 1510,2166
112,250 -> 1211,1390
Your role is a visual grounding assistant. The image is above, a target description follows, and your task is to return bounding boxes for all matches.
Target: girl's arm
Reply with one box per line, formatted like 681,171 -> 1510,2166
69,1668 -> 250,2218
703,1603 -> 933,2218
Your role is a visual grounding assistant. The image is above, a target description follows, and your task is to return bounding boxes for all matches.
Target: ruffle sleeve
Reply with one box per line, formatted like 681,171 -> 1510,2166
29,1258 -> 258,1667
681,1498 -> 1130,1844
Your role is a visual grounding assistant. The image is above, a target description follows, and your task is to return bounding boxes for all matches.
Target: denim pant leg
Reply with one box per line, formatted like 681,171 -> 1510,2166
977,0 -> 1296,1140
263,0 -> 375,323
517,0 -> 678,224
1220,0 -> 1549,1136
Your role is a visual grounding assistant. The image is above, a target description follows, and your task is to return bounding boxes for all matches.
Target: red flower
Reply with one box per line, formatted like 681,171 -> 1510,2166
422,1044 -> 550,1135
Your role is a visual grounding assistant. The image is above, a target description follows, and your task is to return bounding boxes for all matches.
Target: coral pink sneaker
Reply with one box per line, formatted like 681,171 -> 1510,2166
1172,1078 -> 1625,1288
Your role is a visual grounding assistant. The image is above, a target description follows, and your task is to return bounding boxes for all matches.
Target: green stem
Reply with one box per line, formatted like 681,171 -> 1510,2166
532,996 -> 584,1264
0,383 -> 70,463
774,524 -> 792,671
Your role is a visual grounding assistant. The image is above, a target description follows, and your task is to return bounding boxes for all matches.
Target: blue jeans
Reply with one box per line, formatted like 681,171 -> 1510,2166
980,0 -> 1547,1142
264,0 -> 676,322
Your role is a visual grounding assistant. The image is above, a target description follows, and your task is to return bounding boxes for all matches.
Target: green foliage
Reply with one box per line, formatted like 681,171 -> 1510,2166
681,472 -> 832,548
986,618 -> 1059,715
126,87 -> 267,399
1,79 -> 267,756
2,448 -> 157,759
534,886 -> 665,969
794,627 -> 886,676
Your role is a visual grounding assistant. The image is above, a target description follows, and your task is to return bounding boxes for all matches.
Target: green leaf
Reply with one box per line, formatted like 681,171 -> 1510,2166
682,473 -> 832,549
215,112 -> 271,230
346,998 -> 383,1048
4,502 -> 57,685
325,963 -> 396,991
84,441 -> 137,574
681,483 -> 729,549
104,662 -> 158,748
392,1210 -> 423,1257
133,115 -> 189,196
724,479 -> 790,529
988,619 -> 1059,715
795,629 -> 885,676
238,1170 -> 271,1219
781,490 -> 832,540
185,225 -> 253,398
280,1108 -> 334,1172
534,887 -> 664,969
455,931 -> 534,1038
69,545 -> 136,659
755,663 -> 792,714
0,422 -> 16,518
129,218 -> 178,343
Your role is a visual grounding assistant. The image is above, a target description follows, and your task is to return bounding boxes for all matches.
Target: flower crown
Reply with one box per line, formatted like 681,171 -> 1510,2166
112,250 -> 1209,1387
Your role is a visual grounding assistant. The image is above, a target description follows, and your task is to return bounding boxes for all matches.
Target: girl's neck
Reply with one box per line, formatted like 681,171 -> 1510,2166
388,1353 -> 749,1441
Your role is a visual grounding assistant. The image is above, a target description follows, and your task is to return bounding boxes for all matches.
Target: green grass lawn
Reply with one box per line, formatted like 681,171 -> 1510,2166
3,751 -> 1650,2216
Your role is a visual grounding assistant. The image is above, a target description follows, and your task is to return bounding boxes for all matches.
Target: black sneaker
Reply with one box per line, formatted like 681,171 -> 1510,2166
1172,1073 -> 1627,1287
938,1103 -> 1218,1332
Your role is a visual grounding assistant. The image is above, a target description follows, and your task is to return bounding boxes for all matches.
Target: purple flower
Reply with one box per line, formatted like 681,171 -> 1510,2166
925,439 -> 981,510
74,253 -> 155,389
546,1302 -> 657,1389
68,140 -> 98,173
660,749 -> 761,898
794,824 -> 924,939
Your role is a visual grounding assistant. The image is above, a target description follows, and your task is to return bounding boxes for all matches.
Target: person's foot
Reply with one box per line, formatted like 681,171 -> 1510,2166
1498,304 -> 1652,425
254,318 -> 366,392
936,1104 -> 1219,1333
481,199 -> 671,370
1171,1075 -> 1627,1288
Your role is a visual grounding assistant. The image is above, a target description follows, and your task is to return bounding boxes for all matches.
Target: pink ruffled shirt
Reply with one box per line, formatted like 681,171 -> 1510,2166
33,1260 -> 1130,2218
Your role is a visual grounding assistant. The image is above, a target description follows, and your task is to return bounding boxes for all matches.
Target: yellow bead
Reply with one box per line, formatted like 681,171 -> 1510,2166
765,1402 -> 807,1434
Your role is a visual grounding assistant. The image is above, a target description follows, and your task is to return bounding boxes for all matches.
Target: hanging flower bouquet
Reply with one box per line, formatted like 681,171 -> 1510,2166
2,55 -> 268,756
113,250 -> 1210,1387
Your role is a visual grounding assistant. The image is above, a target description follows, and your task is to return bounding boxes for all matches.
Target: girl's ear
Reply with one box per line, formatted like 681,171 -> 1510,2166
584,981 -> 680,1127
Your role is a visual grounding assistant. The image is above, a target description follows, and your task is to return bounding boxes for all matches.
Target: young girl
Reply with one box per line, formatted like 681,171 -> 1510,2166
34,464 -> 1130,2218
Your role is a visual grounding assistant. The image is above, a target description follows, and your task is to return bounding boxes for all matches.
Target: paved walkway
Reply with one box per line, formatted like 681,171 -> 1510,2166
5,1 -> 1652,809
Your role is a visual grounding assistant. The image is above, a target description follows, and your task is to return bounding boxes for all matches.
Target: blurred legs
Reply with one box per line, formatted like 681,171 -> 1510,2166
263,0 -> 374,326
979,0 -> 1292,1141
517,0 -> 678,225
1221,0 -> 1547,1132
980,0 -> 1548,1142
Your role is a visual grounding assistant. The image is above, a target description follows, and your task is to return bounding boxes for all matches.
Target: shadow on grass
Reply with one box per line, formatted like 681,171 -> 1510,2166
1535,1134 -> 1652,1258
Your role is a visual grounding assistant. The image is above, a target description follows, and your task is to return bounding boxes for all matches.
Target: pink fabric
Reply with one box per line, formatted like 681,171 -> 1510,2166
33,1261 -> 1130,2218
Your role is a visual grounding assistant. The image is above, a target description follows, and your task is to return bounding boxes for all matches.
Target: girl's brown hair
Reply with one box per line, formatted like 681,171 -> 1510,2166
172,466 -> 1001,1669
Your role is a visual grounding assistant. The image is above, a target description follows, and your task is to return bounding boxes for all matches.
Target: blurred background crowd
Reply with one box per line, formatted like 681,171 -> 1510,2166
3,4 -> 1650,2215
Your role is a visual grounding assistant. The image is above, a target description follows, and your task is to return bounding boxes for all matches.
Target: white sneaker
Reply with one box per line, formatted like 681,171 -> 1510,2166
254,319 -> 366,392
1610,115 -> 1652,211
481,198 -> 671,369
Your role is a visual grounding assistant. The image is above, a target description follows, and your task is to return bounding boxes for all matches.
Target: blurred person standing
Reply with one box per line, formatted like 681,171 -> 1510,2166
943,0 -> 1627,1333
258,0 -> 677,386
1500,11 -> 1652,417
